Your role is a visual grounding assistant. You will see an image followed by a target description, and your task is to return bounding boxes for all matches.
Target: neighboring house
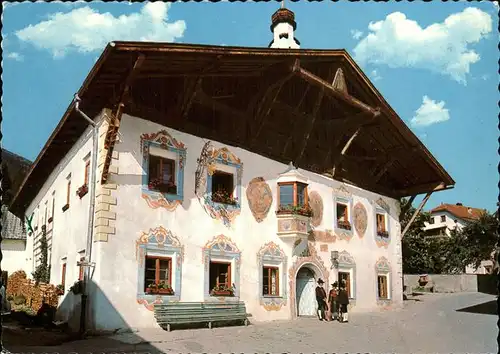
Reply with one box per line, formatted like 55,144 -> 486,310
422,202 -> 492,274
9,6 -> 454,332
1,149 -> 32,275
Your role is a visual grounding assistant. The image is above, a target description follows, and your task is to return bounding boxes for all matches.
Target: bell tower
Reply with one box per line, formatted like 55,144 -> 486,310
268,1 -> 300,49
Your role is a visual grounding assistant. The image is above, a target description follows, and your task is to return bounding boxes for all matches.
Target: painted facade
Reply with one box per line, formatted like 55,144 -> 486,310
23,111 -> 405,331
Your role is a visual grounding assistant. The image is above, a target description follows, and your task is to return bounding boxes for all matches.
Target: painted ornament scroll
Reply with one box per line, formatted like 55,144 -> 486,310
246,177 -> 273,223
308,191 -> 323,227
353,202 -> 368,238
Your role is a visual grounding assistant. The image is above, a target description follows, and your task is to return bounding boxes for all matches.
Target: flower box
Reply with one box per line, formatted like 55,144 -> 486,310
337,221 -> 352,230
146,287 -> 174,295
148,179 -> 177,194
211,290 -> 234,297
62,204 -> 70,212
76,184 -> 89,198
377,230 -> 389,238
211,190 -> 238,206
276,205 -> 313,217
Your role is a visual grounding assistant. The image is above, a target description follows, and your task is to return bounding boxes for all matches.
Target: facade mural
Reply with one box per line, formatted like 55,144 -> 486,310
309,191 -> 323,227
373,202 -> 391,248
246,177 -> 273,223
375,256 -> 392,308
135,226 -> 184,310
257,242 -> 288,311
308,229 -> 336,243
353,202 -> 368,238
202,235 -> 242,302
337,250 -> 356,307
288,242 -> 329,318
333,186 -> 354,242
198,146 -> 243,227
140,130 -> 187,211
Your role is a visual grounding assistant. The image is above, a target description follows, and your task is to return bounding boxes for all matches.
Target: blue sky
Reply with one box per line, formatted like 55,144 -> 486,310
2,1 -> 498,212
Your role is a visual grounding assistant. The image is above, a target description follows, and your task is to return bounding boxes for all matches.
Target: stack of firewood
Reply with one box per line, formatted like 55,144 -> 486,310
6,270 -> 59,312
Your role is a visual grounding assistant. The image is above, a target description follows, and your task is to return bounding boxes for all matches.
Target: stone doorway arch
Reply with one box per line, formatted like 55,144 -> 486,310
288,243 -> 329,318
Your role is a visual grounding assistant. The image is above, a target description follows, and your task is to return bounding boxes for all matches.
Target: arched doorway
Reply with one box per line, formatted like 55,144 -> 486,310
296,266 -> 317,317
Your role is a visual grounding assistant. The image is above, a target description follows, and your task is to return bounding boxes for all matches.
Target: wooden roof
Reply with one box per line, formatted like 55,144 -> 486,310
9,41 -> 455,217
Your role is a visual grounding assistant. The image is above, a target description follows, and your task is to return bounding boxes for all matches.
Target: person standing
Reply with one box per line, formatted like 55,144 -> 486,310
328,281 -> 339,321
337,281 -> 350,323
315,278 -> 327,321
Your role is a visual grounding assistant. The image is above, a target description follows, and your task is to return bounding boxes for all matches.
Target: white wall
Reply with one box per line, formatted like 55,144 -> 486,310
24,112 -> 107,328
1,239 -> 28,274
93,114 -> 403,330
423,211 -> 467,237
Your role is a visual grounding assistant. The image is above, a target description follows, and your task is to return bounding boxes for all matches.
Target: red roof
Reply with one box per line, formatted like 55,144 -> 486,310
430,203 -> 486,221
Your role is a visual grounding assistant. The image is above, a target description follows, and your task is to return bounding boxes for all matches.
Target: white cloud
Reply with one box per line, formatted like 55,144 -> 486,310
410,96 -> 450,128
370,69 -> 382,82
15,3 -> 186,58
353,8 -> 492,84
6,52 -> 24,61
350,29 -> 363,40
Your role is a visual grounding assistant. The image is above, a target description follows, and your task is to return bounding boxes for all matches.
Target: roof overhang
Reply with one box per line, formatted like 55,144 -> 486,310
9,41 -> 455,217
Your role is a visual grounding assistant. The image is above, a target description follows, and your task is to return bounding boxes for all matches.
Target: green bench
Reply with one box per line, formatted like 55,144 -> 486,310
154,301 -> 249,332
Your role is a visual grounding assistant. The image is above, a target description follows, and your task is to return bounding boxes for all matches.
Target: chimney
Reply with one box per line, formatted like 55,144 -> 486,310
456,202 -> 463,206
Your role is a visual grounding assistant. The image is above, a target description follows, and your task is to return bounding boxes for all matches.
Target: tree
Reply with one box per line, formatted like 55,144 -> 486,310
400,198 -> 447,274
32,226 -> 50,284
441,211 -> 498,274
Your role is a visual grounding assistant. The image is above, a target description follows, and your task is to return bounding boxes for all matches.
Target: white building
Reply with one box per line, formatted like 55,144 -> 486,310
9,6 -> 454,332
422,202 -> 492,274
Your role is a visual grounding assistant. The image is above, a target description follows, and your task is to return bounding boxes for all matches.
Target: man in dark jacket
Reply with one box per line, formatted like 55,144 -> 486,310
315,278 -> 327,321
337,281 -> 350,322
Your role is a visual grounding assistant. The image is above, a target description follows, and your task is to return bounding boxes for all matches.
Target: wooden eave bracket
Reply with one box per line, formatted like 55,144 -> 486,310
401,190 -> 435,239
101,53 -> 145,184
292,63 -> 379,116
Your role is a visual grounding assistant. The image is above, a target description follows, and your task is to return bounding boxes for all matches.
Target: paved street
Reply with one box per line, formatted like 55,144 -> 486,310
8,292 -> 497,354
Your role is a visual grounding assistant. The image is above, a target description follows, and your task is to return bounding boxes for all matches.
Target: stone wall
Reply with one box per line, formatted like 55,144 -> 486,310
404,274 -> 497,294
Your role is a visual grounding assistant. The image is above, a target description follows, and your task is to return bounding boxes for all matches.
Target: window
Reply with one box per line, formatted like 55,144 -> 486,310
64,175 -> 71,210
78,256 -> 85,281
336,203 -> 350,230
44,202 -> 48,226
377,275 -> 388,299
61,263 -> 67,290
338,271 -> 351,298
84,160 -> 90,186
440,215 -> 446,223
211,170 -> 236,205
144,256 -> 172,292
148,155 -> 176,194
209,261 -> 231,290
376,213 -> 386,232
429,217 -> 435,224
277,182 -> 309,216
262,266 -> 279,296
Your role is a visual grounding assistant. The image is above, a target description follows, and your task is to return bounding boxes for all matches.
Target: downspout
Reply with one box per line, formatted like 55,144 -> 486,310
401,191 -> 433,238
73,94 -> 98,336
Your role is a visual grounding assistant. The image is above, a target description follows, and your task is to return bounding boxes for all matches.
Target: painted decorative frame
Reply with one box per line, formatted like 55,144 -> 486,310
135,226 -> 184,310
337,250 -> 356,302
374,205 -> 391,248
375,256 -> 392,307
333,186 -> 353,241
257,242 -> 288,311
203,147 -> 243,226
288,242 -> 330,318
140,130 -> 187,211
202,235 -> 241,302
